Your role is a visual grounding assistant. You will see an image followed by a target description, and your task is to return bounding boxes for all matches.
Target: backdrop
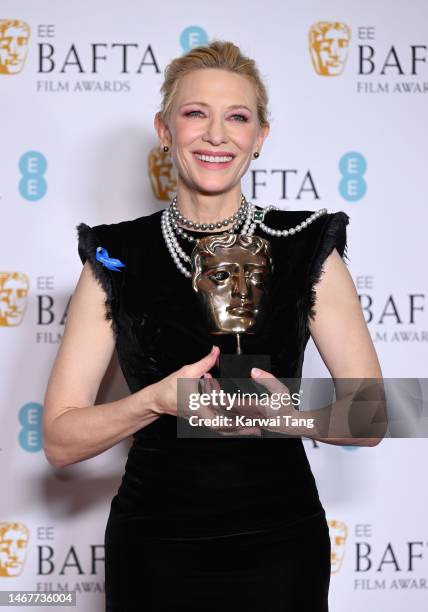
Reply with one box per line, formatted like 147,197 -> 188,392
1,1 -> 427,610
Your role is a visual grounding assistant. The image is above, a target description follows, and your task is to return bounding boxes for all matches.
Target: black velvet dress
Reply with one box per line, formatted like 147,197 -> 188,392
76,206 -> 349,612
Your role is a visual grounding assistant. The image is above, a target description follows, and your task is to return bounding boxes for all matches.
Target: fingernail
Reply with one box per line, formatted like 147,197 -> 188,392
211,345 -> 218,353
251,368 -> 262,377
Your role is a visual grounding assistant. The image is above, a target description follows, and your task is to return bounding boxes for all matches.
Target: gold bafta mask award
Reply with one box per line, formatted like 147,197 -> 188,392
309,21 -> 351,77
0,20 -> 31,75
148,146 -> 177,202
191,233 -> 273,380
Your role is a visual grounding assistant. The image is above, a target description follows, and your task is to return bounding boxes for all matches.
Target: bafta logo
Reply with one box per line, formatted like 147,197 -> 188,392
328,519 -> 348,574
148,146 -> 177,202
0,19 -> 31,75
309,22 -> 351,76
0,272 -> 29,327
0,522 -> 30,577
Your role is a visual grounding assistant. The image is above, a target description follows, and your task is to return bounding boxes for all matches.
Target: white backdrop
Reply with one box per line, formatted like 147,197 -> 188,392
1,1 -> 427,610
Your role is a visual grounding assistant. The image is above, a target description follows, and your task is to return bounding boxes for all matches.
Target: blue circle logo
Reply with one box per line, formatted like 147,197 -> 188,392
18,151 -> 48,201
19,402 -> 43,452
339,151 -> 367,202
180,26 -> 209,53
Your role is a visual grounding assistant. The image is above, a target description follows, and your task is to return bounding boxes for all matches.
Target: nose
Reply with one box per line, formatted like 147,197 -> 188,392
10,38 -> 19,55
330,40 -> 339,58
202,113 -> 228,145
232,270 -> 250,301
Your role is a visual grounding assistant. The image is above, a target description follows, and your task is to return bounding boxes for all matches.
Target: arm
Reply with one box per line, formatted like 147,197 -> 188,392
42,261 -> 159,468
306,247 -> 386,446
251,248 -> 387,445
43,261 -> 220,468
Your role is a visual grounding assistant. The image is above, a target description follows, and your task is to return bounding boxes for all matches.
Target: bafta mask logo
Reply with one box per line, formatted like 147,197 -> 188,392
0,272 -> 29,327
191,233 -> 273,335
328,519 -> 348,573
0,522 -> 30,577
148,146 -> 177,201
0,19 -> 31,75
309,22 -> 351,76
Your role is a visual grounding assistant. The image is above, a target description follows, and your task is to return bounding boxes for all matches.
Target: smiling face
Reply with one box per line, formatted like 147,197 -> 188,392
155,68 -> 269,195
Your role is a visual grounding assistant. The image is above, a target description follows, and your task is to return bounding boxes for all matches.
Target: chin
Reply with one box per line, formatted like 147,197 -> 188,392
191,178 -> 235,195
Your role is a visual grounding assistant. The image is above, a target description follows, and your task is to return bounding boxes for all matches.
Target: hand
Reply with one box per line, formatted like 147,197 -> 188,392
194,367 -> 295,437
250,368 -> 303,434
149,345 -> 220,417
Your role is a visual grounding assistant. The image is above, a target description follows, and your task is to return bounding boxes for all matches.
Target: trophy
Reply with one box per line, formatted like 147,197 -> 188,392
191,233 -> 273,385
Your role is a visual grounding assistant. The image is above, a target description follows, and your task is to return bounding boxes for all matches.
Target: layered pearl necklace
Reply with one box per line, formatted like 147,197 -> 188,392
161,194 -> 328,278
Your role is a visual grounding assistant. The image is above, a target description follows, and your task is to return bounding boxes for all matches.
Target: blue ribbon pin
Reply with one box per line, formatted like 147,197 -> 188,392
95,246 -> 126,271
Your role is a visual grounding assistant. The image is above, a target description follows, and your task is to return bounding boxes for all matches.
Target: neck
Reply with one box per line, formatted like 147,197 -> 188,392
175,182 -> 243,224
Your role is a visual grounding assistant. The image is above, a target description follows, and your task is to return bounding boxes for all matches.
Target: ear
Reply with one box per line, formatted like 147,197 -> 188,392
154,112 -> 171,147
255,122 -> 270,153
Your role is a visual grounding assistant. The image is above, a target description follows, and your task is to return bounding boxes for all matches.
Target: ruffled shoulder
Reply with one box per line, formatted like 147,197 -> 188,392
307,211 -> 350,322
75,220 -> 128,337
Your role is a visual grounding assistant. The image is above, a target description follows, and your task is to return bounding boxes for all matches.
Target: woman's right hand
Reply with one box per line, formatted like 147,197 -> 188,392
148,345 -> 220,417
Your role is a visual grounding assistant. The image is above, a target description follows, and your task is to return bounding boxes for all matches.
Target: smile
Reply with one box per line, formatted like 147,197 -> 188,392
193,152 -> 235,169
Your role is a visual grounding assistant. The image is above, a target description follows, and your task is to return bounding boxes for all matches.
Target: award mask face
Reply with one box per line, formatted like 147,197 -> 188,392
191,234 -> 273,334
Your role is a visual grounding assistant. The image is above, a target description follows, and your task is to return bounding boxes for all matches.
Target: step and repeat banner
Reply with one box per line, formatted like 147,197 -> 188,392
1,1 -> 427,610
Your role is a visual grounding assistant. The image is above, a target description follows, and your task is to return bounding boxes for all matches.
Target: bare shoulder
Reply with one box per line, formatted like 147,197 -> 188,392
43,260 -> 116,428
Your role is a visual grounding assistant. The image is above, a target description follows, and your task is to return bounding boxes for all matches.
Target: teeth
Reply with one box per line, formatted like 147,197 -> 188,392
195,153 -> 233,163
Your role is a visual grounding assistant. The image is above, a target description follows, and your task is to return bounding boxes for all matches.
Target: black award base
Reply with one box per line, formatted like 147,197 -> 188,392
218,353 -> 271,396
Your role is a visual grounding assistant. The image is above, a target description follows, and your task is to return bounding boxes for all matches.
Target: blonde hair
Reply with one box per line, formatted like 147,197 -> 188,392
157,40 -> 270,127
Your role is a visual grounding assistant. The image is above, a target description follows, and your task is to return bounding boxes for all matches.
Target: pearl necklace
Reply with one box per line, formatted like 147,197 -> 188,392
170,194 -> 247,232
161,196 -> 328,278
171,194 -> 250,243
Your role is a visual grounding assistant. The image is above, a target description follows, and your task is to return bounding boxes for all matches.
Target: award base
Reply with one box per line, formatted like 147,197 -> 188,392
219,354 -> 271,378
218,353 -> 271,396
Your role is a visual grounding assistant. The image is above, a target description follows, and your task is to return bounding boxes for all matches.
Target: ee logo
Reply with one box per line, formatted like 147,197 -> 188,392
18,402 -> 43,452
180,26 -> 208,54
339,152 -> 367,202
18,151 -> 47,201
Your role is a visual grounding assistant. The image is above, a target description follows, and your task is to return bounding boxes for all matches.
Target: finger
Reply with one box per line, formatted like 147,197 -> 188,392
176,348 -> 220,420
198,375 -> 213,396
220,426 -> 262,437
184,345 -> 220,379
251,368 -> 289,395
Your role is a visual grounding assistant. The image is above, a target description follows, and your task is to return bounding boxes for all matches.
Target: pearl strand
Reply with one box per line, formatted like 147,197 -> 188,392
161,209 -> 192,278
259,207 -> 328,236
171,204 -> 250,243
161,197 -> 254,278
170,194 -> 246,230
161,196 -> 329,279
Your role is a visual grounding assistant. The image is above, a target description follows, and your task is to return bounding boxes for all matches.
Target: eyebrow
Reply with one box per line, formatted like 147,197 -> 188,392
203,262 -> 267,271
180,101 -> 252,113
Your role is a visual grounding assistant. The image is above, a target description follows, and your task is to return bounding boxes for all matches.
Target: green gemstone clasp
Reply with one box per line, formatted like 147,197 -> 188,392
252,209 -> 266,223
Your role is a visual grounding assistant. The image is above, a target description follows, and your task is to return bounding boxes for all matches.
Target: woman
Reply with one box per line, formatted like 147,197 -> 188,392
43,40 -> 384,611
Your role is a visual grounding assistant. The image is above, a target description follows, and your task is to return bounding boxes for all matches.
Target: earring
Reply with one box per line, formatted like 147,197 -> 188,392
253,151 -> 260,158
162,145 -> 169,152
